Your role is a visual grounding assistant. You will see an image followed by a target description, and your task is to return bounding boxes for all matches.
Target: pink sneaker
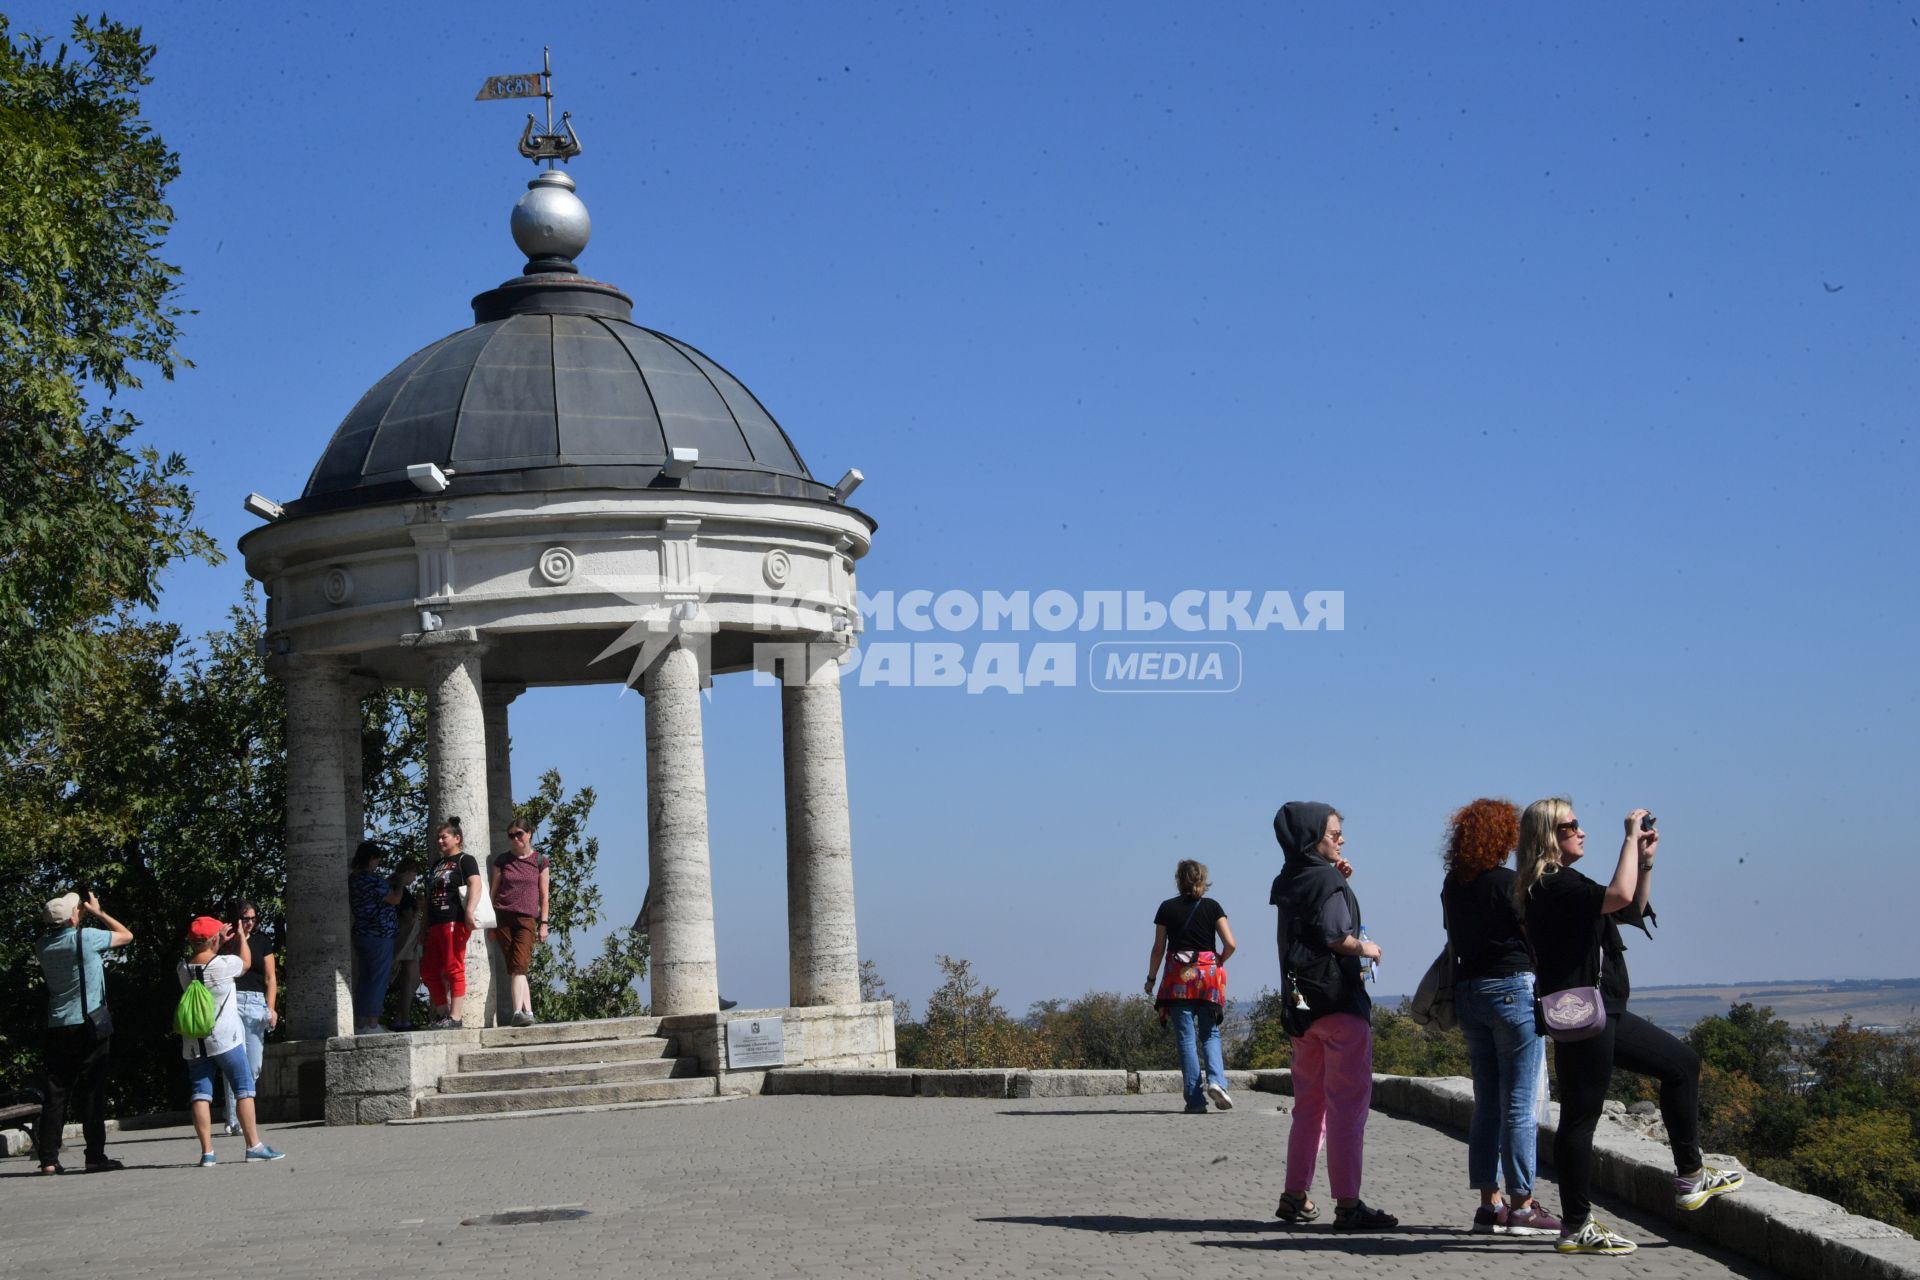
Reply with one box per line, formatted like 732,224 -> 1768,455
1502,1202 -> 1563,1237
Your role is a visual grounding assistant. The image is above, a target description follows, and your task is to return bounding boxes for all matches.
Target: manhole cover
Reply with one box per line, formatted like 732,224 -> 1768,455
461,1208 -> 591,1227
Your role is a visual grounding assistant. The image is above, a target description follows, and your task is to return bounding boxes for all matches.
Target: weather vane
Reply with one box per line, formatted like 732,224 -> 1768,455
476,46 -> 581,167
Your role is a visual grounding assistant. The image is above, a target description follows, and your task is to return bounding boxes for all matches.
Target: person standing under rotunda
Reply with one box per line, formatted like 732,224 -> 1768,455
422,819 -> 481,1029
491,820 -> 550,1027
348,842 -> 404,1034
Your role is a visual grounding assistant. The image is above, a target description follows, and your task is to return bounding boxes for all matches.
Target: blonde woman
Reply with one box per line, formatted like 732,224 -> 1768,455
1145,859 -> 1237,1113
1515,798 -> 1741,1256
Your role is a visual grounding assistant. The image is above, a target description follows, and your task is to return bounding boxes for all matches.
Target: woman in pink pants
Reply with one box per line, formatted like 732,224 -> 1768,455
1269,801 -> 1398,1231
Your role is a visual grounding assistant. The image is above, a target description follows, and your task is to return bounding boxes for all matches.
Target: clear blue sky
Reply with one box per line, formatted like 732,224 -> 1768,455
18,2 -> 1917,1013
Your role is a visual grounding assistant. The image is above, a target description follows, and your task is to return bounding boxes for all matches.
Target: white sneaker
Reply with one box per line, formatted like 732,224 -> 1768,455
1205,1081 -> 1233,1111
1556,1219 -> 1637,1255
1675,1164 -> 1744,1210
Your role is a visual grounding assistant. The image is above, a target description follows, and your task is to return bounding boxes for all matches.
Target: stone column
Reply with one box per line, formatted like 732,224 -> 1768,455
423,631 -> 494,1027
644,641 -> 720,1015
482,684 -> 525,1023
277,654 -> 354,1041
341,676 -> 376,846
782,643 -> 861,1006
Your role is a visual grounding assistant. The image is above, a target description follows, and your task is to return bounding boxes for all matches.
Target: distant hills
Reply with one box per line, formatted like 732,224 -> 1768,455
1372,978 -> 1920,1034
1624,978 -> 1920,1034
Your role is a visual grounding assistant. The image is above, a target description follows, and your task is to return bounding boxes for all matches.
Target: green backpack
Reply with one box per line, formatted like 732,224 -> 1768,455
173,966 -> 219,1039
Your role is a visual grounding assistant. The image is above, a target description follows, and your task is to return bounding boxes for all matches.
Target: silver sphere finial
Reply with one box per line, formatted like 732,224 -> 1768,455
511,169 -> 591,266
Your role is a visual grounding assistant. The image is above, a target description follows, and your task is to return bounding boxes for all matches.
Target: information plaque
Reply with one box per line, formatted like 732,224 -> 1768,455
726,1016 -> 786,1069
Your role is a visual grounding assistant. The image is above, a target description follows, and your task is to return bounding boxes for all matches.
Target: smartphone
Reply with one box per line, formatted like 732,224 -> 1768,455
1640,813 -> 1657,832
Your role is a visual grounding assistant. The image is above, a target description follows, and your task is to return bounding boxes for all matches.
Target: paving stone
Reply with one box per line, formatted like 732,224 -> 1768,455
0,1094 -> 1858,1280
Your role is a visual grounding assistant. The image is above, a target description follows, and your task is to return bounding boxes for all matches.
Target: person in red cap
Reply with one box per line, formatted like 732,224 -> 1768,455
178,915 -> 285,1165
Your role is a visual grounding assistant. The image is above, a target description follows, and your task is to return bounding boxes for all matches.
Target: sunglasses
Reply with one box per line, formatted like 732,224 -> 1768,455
508,830 -> 530,839
1556,821 -> 1583,834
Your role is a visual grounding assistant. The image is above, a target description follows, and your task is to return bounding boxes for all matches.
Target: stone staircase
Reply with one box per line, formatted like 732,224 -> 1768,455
413,1016 -> 716,1119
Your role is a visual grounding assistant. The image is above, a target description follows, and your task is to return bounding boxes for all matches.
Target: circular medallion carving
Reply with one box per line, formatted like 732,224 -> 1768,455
538,546 -> 577,586
322,566 -> 353,606
762,547 -> 793,588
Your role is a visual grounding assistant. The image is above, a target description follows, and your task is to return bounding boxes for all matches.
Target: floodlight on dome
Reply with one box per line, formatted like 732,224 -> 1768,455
830,468 -> 865,502
662,447 -> 699,481
407,462 -> 451,494
243,492 -> 285,521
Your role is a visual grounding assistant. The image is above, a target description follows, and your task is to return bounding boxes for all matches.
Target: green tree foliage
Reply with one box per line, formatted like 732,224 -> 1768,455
902,955 -> 1051,1069
1027,992 -> 1163,1070
0,598 -> 282,1106
1789,1109 -> 1920,1233
859,957 -> 909,1023
1370,1001 -> 1471,1077
0,16 -> 216,747
517,770 -> 648,1022
1228,988 -> 1293,1070
359,687 -> 429,856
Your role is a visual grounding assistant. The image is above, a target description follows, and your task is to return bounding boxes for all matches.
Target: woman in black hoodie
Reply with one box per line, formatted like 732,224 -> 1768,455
1270,801 -> 1397,1231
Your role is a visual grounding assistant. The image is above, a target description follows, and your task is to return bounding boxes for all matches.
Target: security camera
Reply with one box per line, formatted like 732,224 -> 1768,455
243,493 -> 285,521
830,468 -> 864,502
661,447 -> 699,481
407,462 -> 451,494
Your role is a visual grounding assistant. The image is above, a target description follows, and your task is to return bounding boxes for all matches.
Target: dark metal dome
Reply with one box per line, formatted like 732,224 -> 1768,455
293,271 -> 831,514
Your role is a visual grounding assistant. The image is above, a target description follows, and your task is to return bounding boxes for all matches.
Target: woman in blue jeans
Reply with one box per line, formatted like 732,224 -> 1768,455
220,902 -> 277,1135
1441,798 -> 1563,1236
1146,859 -> 1238,1113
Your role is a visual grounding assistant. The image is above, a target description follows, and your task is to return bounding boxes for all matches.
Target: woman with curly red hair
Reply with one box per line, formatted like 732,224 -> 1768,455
1442,798 -> 1562,1238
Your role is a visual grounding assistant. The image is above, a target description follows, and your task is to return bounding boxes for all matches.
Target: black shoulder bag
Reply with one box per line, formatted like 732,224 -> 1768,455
75,928 -> 113,1042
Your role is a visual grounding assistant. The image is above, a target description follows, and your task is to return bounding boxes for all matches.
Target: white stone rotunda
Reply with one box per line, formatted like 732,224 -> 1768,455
240,157 -> 891,1114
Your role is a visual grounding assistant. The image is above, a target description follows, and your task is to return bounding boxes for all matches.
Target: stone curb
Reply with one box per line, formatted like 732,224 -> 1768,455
1361,1073 -> 1920,1280
761,1067 -> 1262,1101
2,1110 -> 195,1157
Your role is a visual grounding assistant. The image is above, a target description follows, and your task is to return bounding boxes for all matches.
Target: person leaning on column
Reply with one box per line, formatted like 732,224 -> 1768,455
33,890 -> 133,1174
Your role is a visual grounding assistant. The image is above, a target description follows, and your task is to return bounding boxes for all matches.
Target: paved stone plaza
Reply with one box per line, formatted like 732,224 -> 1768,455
3,1095 -> 1777,1280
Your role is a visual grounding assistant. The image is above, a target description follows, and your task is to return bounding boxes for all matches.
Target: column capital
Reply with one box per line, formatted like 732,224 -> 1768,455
481,681 -> 528,707
265,651 -> 352,683
412,626 -> 488,655
772,641 -> 850,687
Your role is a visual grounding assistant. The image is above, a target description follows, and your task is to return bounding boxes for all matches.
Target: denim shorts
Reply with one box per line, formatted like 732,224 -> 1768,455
186,1044 -> 255,1103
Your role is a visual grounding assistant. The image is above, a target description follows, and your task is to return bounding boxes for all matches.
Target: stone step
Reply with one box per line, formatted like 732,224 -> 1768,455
439,1056 -> 694,1094
459,1036 -> 676,1073
476,1016 -> 662,1048
415,1075 -> 716,1118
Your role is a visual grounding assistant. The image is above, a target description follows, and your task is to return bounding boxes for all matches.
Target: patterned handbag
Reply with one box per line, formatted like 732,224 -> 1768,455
1536,941 -> 1607,1042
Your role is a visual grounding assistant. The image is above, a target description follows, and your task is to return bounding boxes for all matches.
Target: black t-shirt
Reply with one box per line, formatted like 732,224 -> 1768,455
1154,895 -> 1227,953
1523,865 -> 1654,1015
1442,867 -> 1531,981
232,931 -> 274,994
425,853 -> 483,925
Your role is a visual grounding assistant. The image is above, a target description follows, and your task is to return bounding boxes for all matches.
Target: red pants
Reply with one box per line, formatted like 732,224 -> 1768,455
423,922 -> 473,1009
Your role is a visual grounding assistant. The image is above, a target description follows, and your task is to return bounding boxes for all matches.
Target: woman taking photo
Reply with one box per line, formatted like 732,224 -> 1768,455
1270,801 -> 1396,1231
1145,859 -> 1237,1113
491,821 -> 551,1028
422,818 -> 482,1030
1516,798 -> 1742,1256
1441,798 -> 1560,1236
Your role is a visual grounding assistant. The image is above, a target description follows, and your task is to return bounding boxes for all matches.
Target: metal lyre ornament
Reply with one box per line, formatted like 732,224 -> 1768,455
475,47 -> 582,166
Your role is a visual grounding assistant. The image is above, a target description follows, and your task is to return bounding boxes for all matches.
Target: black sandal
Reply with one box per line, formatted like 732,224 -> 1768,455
1333,1200 -> 1399,1231
1274,1191 -> 1320,1223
